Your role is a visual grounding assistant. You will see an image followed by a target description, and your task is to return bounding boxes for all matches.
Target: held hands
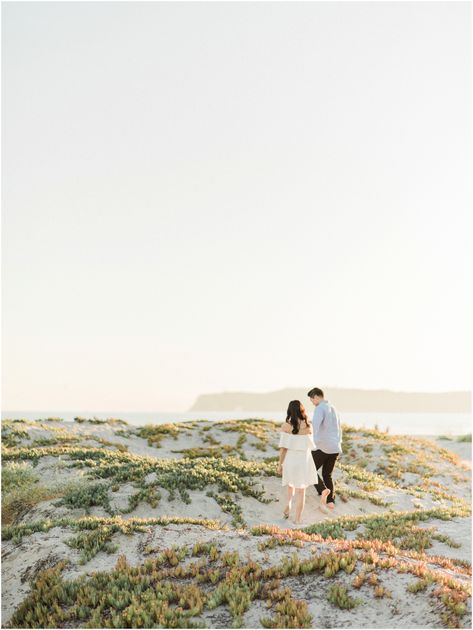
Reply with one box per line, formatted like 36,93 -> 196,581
277,463 -> 283,476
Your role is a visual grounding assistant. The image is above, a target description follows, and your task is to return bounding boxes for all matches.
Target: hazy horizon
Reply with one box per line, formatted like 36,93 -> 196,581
2,2 -> 471,412
2,383 -> 472,414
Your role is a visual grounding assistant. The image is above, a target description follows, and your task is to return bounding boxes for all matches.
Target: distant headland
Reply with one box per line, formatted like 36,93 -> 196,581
189,387 -> 472,413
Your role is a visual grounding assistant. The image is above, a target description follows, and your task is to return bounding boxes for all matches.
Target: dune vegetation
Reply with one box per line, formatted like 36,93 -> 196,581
1,416 -> 471,628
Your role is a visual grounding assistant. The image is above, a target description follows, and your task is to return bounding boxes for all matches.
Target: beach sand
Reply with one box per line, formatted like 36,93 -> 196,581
1,417 -> 471,628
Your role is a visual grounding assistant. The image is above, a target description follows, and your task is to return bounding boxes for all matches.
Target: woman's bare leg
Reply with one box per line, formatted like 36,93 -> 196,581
294,488 -> 306,523
284,485 -> 295,517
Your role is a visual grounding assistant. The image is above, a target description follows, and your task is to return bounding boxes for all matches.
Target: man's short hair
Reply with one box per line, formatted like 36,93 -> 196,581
307,387 -> 324,399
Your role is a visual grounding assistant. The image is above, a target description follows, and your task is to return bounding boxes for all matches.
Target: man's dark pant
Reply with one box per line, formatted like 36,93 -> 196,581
311,449 -> 339,503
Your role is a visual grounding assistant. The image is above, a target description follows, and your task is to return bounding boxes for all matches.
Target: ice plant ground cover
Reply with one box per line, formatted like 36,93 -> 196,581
1,416 -> 471,628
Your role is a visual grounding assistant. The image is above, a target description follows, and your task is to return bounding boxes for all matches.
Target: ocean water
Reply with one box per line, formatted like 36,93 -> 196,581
1,410 -> 471,436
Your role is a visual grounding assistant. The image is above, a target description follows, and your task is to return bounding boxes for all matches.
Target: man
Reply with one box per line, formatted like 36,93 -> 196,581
307,387 -> 343,510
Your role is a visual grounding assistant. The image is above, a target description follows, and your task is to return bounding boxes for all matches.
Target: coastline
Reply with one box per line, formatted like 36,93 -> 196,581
2,410 -> 472,436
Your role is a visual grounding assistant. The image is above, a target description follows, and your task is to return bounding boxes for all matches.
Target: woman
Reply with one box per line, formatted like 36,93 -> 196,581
277,400 -> 319,524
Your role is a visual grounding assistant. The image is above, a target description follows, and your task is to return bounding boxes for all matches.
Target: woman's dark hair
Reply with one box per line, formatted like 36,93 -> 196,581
286,400 -> 310,434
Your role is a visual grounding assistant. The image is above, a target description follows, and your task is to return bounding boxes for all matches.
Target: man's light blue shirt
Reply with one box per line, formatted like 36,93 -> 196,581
312,400 -> 343,454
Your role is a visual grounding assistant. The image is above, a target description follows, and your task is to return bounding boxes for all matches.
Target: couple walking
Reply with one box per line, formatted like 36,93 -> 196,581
277,387 -> 342,525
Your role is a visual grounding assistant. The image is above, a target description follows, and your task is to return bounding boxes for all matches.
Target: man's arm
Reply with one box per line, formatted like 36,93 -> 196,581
312,404 -> 325,441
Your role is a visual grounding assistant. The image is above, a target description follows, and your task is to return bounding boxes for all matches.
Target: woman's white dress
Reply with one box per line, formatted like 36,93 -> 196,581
278,431 -> 319,489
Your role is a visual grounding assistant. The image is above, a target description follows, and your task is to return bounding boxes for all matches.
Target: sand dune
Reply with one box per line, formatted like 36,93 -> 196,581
1,416 -> 471,628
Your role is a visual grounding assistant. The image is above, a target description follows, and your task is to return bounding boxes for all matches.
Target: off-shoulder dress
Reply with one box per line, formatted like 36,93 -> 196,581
278,431 -> 319,489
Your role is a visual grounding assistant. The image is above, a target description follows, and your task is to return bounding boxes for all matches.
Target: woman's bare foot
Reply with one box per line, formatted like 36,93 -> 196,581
327,502 -> 335,510
283,504 -> 291,519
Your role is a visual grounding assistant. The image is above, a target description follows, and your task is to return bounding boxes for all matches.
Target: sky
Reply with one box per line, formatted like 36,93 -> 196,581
2,1 -> 471,412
